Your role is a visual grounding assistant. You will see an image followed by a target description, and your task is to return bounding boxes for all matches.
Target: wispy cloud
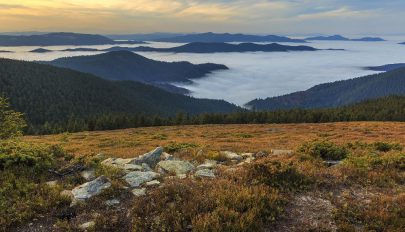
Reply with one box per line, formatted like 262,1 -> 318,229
0,0 -> 404,34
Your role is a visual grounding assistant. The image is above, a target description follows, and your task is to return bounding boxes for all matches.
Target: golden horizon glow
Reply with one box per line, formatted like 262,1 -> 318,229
0,0 -> 403,34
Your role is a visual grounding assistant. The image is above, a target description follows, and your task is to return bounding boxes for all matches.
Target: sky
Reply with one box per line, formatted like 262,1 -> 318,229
0,0 -> 404,35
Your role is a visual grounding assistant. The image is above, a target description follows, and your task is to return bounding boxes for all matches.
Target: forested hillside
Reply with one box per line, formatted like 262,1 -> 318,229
44,51 -> 227,93
246,68 -> 405,110
0,58 -> 239,131
30,95 -> 405,134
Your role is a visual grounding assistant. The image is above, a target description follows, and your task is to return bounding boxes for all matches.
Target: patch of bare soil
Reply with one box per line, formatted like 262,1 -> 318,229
271,191 -> 337,232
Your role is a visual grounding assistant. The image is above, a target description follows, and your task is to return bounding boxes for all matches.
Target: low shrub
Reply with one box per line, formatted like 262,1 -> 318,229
373,142 -> 403,152
341,151 -> 405,186
0,172 -> 71,230
335,193 -> 405,231
164,143 -> 198,153
132,179 -> 283,232
299,140 -> 349,161
204,151 -> 228,162
0,140 -> 57,172
0,141 -> 72,230
247,160 -> 311,191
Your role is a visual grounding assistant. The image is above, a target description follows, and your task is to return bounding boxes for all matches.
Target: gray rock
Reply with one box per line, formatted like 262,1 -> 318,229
220,151 -> 243,161
123,171 -> 160,187
271,149 -> 293,156
79,221 -> 95,230
241,153 -> 254,159
132,188 -> 146,197
80,169 -> 96,181
161,152 -> 174,161
196,160 -> 217,170
324,160 -> 342,167
145,180 -> 161,186
195,169 -> 215,178
237,157 -> 255,166
157,160 -> 195,175
141,163 -> 153,171
105,199 -> 120,206
101,158 -> 143,172
130,147 -> 164,168
255,151 -> 269,158
71,176 -> 111,201
122,164 -> 144,172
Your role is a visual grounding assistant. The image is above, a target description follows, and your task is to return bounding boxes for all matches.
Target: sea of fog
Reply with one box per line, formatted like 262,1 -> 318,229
1,38 -> 405,105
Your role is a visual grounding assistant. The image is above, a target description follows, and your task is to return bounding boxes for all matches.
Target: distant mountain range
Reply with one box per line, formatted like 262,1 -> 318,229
246,67 -> 405,110
131,42 -> 318,53
365,63 -> 405,72
42,51 -> 228,94
400,42 -> 405,45
52,43 -> 319,54
0,32 -> 145,46
0,58 -> 239,126
305,35 -> 385,42
106,33 -> 185,41
150,32 -> 307,43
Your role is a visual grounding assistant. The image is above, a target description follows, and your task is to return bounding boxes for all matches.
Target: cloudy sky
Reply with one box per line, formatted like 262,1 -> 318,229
1,0 -> 404,35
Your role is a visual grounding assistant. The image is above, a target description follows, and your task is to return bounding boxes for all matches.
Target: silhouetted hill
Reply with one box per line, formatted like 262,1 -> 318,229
365,63 -> 405,72
43,51 -> 228,93
0,58 -> 239,126
352,37 -> 385,42
55,43 -> 321,54
153,32 -> 307,43
106,33 -> 184,41
0,32 -> 144,46
400,42 -> 405,45
246,67 -> 405,110
0,50 -> 12,53
30,48 -> 52,53
305,35 -> 384,41
129,42 -> 317,53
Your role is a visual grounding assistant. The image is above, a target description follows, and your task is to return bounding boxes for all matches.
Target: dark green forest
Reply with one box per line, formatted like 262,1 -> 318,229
44,51 -> 228,87
27,95 -> 405,134
1,58 -> 405,135
247,67 -> 405,110
0,58 -> 239,129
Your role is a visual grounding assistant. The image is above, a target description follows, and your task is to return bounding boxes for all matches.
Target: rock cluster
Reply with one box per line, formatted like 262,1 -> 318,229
64,147 -> 275,204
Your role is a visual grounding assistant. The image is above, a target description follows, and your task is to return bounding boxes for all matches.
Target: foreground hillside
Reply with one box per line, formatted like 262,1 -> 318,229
1,121 -> 400,231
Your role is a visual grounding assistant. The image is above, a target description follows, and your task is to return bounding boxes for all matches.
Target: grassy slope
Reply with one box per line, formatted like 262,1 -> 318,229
25,122 -> 405,158
4,122 -> 404,231
21,122 -> 405,231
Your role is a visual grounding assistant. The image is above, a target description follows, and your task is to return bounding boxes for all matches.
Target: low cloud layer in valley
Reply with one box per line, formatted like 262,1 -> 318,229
1,38 -> 405,105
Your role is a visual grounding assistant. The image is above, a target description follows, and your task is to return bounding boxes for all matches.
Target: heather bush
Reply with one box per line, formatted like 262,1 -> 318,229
132,179 -> 283,232
299,140 -> 349,161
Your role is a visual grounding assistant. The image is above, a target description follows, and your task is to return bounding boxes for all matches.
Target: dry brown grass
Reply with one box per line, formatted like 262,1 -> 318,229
24,122 -> 405,158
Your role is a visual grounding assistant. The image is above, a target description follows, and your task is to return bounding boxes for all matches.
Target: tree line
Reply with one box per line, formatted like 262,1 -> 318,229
26,95 -> 405,135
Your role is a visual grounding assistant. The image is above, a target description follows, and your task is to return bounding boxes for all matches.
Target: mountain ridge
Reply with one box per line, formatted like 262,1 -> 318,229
305,35 -> 385,41
43,51 -> 228,94
0,32 -> 145,46
152,32 -> 307,43
245,67 -> 405,110
0,58 -> 239,126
